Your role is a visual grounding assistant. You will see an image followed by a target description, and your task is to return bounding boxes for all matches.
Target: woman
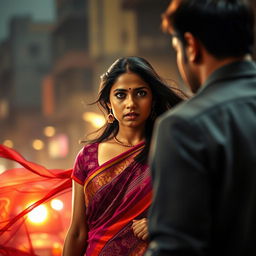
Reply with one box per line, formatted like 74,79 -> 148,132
62,56 -> 184,256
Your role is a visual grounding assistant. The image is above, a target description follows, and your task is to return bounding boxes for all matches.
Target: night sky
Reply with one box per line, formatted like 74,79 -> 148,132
0,0 -> 56,41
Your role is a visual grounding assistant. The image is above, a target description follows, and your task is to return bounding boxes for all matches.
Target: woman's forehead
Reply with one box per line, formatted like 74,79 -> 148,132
111,72 -> 149,90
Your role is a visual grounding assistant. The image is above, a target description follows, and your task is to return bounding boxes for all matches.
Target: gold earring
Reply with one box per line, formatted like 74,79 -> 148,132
107,110 -> 114,123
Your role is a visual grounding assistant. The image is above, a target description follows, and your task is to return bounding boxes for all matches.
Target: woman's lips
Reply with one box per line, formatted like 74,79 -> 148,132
124,112 -> 139,120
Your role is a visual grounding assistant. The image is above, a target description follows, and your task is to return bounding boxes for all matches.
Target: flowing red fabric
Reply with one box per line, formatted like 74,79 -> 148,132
0,144 -> 72,254
0,245 -> 37,256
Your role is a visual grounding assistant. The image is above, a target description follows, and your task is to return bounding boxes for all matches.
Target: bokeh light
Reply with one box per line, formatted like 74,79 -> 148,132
82,112 -> 105,128
32,139 -> 44,150
28,205 -> 48,224
52,242 -> 62,256
51,199 -> 64,211
3,139 -> 13,148
44,126 -> 56,137
48,134 -> 68,158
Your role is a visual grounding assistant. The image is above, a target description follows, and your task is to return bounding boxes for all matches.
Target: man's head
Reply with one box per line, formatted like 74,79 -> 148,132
163,0 -> 255,92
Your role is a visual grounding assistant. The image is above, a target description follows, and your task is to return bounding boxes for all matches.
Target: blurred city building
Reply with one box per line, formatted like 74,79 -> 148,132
0,16 -> 53,164
88,0 -> 137,77
122,0 -> 181,83
10,16 -> 53,110
0,39 -> 12,130
47,0 -> 95,170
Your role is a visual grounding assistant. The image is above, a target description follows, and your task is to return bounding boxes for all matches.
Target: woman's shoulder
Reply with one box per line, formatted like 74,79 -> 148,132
75,142 -> 98,163
80,142 -> 99,155
73,142 -> 99,173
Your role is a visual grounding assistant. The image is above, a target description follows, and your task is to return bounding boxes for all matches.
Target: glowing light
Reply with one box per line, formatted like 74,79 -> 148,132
48,134 -> 68,158
0,164 -> 6,175
3,139 -> 13,148
33,239 -> 45,247
53,242 -> 61,248
44,126 -> 56,137
50,199 -> 64,211
32,139 -> 44,150
82,112 -> 105,128
52,242 -> 62,256
28,205 -> 48,224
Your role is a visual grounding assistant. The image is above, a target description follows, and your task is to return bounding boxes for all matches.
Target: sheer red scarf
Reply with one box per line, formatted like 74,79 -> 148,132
0,144 -> 72,252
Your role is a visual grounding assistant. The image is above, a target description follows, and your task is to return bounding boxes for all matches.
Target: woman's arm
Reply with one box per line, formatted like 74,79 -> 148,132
62,180 -> 88,256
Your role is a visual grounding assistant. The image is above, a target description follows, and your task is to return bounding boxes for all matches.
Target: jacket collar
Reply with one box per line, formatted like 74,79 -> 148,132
198,60 -> 256,94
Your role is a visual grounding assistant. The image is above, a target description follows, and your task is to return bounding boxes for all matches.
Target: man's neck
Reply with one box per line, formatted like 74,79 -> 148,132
200,54 -> 252,86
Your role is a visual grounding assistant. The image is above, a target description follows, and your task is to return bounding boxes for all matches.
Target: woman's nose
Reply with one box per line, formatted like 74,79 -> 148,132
126,95 -> 136,108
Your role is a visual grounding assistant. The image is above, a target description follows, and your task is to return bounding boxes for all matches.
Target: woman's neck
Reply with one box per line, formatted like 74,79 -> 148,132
116,127 -> 145,145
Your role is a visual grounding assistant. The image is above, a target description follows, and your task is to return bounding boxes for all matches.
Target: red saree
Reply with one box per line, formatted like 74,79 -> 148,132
72,141 -> 152,255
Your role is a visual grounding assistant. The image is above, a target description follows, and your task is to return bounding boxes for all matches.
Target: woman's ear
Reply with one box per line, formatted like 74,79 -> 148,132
184,32 -> 201,63
106,102 -> 115,123
107,102 -> 111,112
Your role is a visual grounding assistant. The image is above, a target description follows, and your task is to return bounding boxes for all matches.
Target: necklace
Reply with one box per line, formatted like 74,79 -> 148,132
114,136 -> 135,147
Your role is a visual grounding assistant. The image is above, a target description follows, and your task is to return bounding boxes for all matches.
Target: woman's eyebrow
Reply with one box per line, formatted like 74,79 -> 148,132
134,86 -> 149,91
113,88 -> 127,92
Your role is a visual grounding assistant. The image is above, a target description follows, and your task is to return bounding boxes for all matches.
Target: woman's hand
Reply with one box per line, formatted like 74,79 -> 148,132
131,218 -> 149,241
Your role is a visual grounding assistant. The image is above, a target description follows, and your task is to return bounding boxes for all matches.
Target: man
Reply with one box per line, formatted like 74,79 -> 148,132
146,0 -> 256,255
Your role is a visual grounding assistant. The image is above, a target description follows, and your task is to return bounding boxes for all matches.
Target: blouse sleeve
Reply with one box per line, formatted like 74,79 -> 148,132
71,147 -> 88,185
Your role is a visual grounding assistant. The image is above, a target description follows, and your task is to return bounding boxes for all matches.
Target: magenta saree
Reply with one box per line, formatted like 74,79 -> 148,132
72,141 -> 152,255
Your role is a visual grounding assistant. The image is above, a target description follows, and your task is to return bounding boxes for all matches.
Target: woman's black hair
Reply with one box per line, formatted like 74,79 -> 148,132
86,56 -> 185,163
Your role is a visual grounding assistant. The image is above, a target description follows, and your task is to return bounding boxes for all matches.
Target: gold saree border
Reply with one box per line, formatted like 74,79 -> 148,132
83,144 -> 144,206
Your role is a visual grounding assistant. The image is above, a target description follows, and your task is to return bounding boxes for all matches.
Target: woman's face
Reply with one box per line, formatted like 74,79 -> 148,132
108,72 -> 153,130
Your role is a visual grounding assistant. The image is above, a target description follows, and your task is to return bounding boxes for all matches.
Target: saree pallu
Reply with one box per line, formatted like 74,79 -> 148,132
72,142 -> 152,255
0,144 -> 72,255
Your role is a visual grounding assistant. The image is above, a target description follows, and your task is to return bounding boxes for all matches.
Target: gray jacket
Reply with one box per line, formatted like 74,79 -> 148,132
147,60 -> 256,256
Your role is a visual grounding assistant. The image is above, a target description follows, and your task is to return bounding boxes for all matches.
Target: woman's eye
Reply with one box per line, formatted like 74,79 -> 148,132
137,90 -> 147,97
115,92 -> 126,99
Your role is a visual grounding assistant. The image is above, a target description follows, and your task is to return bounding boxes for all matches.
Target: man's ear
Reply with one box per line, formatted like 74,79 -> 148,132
184,32 -> 201,63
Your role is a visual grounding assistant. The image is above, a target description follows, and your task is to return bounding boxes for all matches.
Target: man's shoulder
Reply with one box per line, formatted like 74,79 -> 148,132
160,88 -> 256,129
161,66 -> 256,124
161,94 -> 209,123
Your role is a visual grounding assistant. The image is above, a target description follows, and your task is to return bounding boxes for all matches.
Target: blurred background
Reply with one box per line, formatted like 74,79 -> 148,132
0,0 -> 255,255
